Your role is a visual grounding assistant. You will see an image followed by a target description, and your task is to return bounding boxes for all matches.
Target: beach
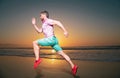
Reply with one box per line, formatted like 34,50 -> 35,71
0,56 -> 120,78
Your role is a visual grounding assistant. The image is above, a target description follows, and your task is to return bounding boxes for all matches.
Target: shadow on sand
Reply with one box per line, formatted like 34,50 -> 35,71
0,69 -> 4,78
74,75 -> 80,78
35,68 -> 44,78
60,68 -> 80,78
35,66 -> 80,78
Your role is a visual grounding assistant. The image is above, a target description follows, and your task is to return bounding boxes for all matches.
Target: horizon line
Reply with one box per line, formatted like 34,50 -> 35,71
0,45 -> 120,50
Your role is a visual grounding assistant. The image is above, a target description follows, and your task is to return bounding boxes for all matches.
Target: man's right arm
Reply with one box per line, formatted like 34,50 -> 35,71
32,18 -> 42,33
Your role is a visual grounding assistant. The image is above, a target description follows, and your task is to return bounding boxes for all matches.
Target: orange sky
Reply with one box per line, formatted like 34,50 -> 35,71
0,0 -> 120,48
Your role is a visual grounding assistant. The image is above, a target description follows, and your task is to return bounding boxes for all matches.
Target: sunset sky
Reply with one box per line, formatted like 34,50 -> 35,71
0,0 -> 120,47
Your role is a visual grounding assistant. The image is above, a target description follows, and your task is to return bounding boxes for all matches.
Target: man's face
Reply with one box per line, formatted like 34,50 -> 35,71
40,13 -> 46,20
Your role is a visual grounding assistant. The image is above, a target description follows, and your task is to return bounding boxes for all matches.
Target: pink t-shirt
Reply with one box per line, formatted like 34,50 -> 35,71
42,19 -> 54,37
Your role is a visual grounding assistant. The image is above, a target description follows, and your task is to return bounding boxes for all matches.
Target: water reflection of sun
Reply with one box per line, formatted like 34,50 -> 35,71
51,49 -> 56,64
51,49 -> 56,53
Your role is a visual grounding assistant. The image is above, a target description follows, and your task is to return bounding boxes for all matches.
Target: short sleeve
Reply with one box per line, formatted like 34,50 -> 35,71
47,19 -> 54,25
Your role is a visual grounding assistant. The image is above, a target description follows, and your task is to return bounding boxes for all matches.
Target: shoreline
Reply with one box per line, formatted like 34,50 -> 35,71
0,45 -> 120,50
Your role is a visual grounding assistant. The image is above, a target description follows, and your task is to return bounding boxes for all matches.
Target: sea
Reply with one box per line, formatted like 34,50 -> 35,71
0,46 -> 120,62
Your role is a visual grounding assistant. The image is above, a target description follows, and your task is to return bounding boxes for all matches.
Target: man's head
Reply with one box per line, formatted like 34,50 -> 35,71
40,10 -> 49,20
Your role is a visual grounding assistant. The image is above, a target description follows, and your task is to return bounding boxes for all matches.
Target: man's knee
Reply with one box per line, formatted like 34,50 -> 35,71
33,40 -> 38,45
58,51 -> 64,55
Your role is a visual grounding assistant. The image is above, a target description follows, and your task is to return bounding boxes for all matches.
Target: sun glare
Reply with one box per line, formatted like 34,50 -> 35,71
51,49 -> 56,53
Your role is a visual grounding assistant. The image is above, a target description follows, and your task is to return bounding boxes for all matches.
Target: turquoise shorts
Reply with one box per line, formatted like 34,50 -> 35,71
37,36 -> 62,52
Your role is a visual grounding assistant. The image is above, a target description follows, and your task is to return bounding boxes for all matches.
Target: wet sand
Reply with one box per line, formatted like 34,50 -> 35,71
0,56 -> 120,78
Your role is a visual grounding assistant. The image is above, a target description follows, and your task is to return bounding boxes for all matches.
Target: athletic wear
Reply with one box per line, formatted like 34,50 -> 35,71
37,18 -> 62,52
37,36 -> 62,52
72,65 -> 78,76
42,19 -> 54,38
34,58 -> 42,69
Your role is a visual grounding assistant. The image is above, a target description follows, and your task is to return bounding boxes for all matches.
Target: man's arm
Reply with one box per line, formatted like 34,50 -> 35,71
32,18 -> 42,33
52,20 -> 69,37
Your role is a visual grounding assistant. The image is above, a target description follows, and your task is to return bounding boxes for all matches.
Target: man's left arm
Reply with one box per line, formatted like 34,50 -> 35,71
51,20 -> 69,37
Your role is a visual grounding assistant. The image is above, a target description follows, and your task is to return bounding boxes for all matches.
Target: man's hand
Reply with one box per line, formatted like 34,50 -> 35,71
64,31 -> 69,38
32,17 -> 42,33
32,17 -> 36,25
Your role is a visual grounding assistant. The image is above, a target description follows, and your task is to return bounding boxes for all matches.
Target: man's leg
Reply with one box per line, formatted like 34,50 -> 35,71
33,37 -> 50,68
52,36 -> 78,75
33,40 -> 40,60
57,51 -> 74,68
33,40 -> 42,69
57,51 -> 78,75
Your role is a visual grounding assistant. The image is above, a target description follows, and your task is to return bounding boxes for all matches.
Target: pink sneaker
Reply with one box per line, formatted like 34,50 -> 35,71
72,65 -> 78,76
34,58 -> 42,69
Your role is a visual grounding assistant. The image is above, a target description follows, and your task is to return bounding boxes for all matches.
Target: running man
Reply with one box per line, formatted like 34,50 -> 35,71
32,10 -> 78,75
